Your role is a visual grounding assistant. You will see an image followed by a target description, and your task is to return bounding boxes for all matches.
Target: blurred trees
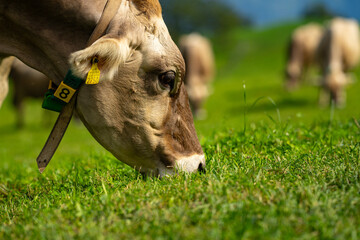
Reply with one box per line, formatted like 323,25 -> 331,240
302,3 -> 335,19
159,0 -> 251,40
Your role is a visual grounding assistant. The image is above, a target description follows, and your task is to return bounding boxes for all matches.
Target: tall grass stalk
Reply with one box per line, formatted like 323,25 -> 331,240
249,96 -> 281,124
329,99 -> 335,127
243,81 -> 247,134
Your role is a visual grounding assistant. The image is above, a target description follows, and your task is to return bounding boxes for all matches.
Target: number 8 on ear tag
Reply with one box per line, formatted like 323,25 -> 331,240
86,57 -> 101,85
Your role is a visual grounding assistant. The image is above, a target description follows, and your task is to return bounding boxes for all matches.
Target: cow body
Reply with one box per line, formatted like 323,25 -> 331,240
179,33 -> 215,118
317,18 -> 360,107
0,0 -> 205,176
285,23 -> 324,89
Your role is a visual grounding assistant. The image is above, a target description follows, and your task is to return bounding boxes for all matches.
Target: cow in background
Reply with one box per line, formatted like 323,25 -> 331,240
9,58 -> 49,127
179,33 -> 215,119
317,18 -> 360,107
285,23 -> 324,90
0,57 -> 14,108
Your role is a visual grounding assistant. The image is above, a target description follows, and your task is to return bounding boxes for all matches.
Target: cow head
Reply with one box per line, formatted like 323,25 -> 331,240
69,0 -> 205,176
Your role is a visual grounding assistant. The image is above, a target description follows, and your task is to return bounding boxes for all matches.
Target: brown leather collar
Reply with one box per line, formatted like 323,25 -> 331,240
37,0 -> 122,173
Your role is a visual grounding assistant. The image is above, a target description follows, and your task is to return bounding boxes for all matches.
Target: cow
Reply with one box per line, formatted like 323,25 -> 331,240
179,33 -> 215,119
0,56 -> 14,108
9,58 -> 50,128
285,23 -> 324,90
317,18 -> 360,107
0,0 -> 205,176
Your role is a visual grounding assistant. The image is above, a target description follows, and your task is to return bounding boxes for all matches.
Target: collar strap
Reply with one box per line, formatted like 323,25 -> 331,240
87,0 -> 122,46
42,70 -> 84,112
37,0 -> 122,173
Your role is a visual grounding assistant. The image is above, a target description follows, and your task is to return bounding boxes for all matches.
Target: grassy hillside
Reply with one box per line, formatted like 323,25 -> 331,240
196,21 -> 360,136
1,22 -> 360,239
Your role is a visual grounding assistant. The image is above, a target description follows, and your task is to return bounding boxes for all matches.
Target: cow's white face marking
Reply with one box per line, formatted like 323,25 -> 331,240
175,154 -> 206,172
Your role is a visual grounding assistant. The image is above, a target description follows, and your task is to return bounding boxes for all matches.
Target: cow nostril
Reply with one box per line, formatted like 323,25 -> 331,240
198,162 -> 206,174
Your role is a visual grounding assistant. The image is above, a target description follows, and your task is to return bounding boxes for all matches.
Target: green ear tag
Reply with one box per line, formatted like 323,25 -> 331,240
85,57 -> 100,85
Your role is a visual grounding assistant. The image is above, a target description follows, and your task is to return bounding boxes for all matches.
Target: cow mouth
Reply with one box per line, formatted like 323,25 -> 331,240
139,154 -> 206,177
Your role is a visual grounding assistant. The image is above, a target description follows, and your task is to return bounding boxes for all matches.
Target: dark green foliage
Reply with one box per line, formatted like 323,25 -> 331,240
302,3 -> 335,19
160,0 -> 251,39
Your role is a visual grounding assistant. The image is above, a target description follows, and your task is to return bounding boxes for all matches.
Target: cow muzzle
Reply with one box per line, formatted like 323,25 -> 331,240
175,154 -> 206,173
155,154 -> 206,177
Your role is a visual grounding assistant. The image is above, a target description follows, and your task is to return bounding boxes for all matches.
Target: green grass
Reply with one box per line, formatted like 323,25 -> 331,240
1,21 -> 360,239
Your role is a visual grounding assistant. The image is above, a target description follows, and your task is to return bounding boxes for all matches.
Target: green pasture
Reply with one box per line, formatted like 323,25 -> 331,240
1,22 -> 360,239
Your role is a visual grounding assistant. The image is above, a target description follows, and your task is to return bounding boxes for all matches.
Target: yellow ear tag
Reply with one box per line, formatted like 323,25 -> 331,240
85,57 -> 100,85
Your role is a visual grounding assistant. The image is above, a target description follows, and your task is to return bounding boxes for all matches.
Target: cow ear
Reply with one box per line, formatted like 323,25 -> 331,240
69,38 -> 131,81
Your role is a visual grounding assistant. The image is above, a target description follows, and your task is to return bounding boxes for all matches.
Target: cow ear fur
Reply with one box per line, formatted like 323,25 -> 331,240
69,38 -> 131,81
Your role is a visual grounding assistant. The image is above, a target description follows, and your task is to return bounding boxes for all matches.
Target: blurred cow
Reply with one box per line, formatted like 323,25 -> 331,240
285,23 -> 324,90
9,58 -> 49,127
317,18 -> 360,107
0,56 -> 15,108
179,33 -> 215,119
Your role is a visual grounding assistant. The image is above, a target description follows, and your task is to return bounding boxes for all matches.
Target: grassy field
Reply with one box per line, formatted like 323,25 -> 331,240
1,21 -> 360,239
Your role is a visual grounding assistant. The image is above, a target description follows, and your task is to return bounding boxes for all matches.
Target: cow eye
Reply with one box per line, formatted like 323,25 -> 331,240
158,71 -> 176,92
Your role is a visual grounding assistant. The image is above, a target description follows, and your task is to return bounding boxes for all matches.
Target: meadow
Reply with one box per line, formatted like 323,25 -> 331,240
1,21 -> 360,239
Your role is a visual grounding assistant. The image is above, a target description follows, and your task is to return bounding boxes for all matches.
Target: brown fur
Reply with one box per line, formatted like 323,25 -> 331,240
162,84 -> 203,166
131,0 -> 162,18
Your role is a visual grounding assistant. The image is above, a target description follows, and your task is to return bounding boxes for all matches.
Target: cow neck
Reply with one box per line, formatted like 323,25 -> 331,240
87,0 -> 123,47
36,0 -> 122,173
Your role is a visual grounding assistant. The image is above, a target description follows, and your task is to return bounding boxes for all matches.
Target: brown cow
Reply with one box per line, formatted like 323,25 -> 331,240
9,58 -> 49,127
0,0 -> 205,176
317,18 -> 360,107
0,56 -> 14,108
285,23 -> 324,89
179,33 -> 215,119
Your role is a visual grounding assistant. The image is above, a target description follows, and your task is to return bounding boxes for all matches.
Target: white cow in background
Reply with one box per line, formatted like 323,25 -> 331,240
179,33 -> 215,119
285,23 -> 324,90
317,18 -> 360,107
0,57 -> 14,108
